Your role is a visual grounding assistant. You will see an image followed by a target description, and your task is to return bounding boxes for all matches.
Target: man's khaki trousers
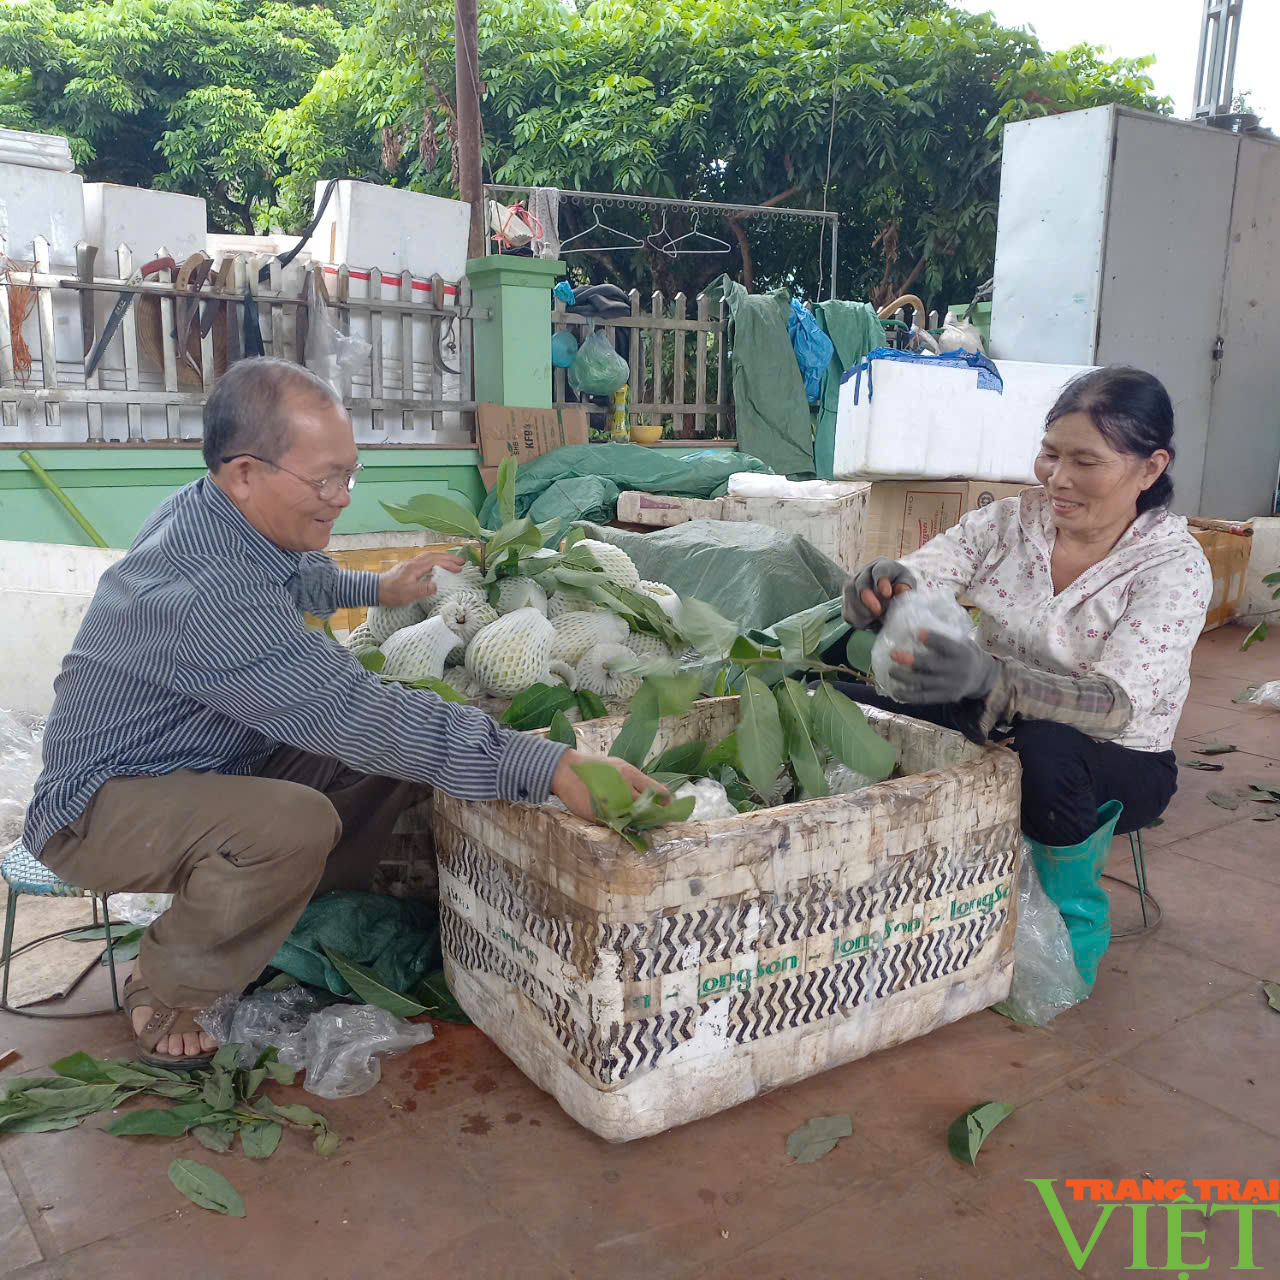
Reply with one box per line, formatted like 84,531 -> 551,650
40,749 -> 421,1009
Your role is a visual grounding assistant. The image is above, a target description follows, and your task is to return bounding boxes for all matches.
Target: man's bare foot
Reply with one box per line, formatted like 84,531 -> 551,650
126,973 -> 217,1060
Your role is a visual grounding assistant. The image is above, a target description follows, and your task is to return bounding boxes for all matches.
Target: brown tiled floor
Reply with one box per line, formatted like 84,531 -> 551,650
1,626 -> 1277,1279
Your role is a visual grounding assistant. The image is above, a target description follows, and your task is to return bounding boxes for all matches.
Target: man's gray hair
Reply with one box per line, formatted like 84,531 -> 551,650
203,357 -> 342,471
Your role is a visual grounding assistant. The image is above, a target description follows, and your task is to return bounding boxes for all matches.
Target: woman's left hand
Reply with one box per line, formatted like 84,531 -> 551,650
891,630 -> 999,704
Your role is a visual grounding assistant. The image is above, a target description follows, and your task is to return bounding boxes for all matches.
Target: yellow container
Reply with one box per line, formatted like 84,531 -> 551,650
629,423 -> 663,445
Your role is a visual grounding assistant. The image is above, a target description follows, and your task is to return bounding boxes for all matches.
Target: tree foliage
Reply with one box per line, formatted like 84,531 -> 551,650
1,0 -> 1166,304
0,0 -> 346,231
271,0 -> 1165,304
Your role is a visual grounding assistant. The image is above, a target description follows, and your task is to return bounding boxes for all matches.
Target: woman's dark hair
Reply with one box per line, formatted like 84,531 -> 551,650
1045,366 -> 1175,513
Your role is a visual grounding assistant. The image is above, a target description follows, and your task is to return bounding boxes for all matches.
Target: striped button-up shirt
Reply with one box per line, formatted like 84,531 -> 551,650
24,476 -> 568,855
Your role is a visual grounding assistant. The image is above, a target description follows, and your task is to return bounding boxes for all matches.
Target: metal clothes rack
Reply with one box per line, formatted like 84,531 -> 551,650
483,185 -> 840,299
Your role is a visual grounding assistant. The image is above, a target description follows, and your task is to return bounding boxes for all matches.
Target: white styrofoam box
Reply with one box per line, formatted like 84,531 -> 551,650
0,541 -> 126,717
0,161 -> 84,267
615,491 -> 726,526
313,181 -> 470,282
722,478 -> 870,574
833,353 -> 1096,484
84,184 -> 207,265
0,127 -> 74,173
1239,516 -> 1280,625
434,697 -> 1021,1141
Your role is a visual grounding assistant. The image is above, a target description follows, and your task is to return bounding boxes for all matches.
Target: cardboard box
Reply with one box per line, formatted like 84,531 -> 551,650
862,480 -> 1030,562
614,491 -> 727,527
1188,519 -> 1253,632
476,404 -> 590,472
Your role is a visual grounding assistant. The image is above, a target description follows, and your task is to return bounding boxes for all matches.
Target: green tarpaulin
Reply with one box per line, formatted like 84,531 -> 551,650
706,276 -> 817,479
576,519 -> 848,634
476,442 -> 771,532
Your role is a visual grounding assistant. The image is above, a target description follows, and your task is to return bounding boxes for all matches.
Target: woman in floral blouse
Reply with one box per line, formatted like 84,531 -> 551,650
839,366 -> 1211,987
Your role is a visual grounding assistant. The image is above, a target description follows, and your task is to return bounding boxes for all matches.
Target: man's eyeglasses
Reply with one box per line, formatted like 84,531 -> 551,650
220,454 -> 363,501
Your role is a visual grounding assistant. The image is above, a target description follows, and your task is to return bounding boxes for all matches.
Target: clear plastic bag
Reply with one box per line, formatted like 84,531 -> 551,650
995,851 -> 1089,1026
109,892 -> 173,926
673,778 -> 738,821
304,267 -> 373,395
824,762 -> 875,795
196,984 -> 433,1099
567,326 -> 629,396
1248,680 -> 1280,709
870,587 -> 977,703
0,709 -> 42,846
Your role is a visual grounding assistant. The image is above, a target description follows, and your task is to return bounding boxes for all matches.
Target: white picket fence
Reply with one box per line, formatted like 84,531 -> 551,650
0,236 -> 479,445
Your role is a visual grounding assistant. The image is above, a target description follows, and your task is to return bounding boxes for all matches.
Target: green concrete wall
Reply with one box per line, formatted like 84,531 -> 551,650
0,447 -> 486,548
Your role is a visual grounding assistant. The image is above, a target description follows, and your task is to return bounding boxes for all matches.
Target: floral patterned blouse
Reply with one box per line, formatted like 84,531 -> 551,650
900,488 -> 1212,752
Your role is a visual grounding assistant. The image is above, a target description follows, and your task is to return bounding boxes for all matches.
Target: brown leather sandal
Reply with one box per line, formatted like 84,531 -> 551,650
123,975 -> 216,1071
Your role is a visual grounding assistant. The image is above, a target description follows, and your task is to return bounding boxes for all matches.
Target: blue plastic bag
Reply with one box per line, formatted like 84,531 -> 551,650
787,300 -> 835,404
551,330 -> 579,368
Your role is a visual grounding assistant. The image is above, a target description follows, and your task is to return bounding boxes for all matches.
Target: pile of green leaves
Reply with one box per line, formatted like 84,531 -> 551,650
0,1048 -> 342,1216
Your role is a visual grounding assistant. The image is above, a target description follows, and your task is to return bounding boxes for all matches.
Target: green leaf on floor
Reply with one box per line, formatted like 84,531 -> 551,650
1207,791 -> 1242,810
1250,782 -> 1280,801
106,1104 -> 214,1137
412,971 -> 472,1025
320,944 -> 428,1017
201,1070 -> 236,1112
192,1124 -> 235,1153
1266,983 -> 1280,1013
64,925 -> 145,945
1180,760 -> 1224,772
313,1127 -> 342,1157
48,1052 -> 117,1083
240,1120 -> 283,1159
1234,684 -> 1262,704
1195,742 -> 1237,755
100,938 -> 141,965
168,1158 -> 245,1217
784,1114 -> 853,1164
1144,818 -> 1165,829
947,1101 -> 1015,1166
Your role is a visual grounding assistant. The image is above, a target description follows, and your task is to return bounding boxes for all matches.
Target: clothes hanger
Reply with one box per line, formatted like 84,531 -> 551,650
645,210 -> 679,259
662,212 -> 731,256
559,204 -> 645,254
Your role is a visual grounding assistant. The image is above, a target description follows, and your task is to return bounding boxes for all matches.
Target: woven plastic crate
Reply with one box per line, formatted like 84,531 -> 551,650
433,698 -> 1022,1141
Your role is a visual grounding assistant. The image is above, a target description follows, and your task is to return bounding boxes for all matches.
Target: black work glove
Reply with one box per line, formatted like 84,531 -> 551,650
842,559 -> 917,629
890,630 -> 999,705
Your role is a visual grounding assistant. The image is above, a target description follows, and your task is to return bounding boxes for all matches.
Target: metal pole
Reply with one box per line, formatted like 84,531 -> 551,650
829,219 -> 839,301
454,0 -> 486,260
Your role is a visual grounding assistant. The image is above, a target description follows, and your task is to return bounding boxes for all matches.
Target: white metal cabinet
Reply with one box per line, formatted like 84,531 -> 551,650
991,105 -> 1280,519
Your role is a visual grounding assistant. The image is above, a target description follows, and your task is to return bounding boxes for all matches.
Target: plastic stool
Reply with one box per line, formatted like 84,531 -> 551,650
1,842 -> 123,1017
1103,830 -> 1161,938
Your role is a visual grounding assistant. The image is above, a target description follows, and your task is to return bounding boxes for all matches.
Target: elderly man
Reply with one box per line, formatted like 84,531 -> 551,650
24,357 -> 653,1069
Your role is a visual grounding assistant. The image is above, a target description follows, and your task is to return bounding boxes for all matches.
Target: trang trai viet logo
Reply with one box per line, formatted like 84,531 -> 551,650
1031,1178 -> 1280,1273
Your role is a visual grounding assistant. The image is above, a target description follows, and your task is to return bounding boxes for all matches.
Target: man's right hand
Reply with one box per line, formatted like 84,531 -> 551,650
842,558 -> 916,628
550,749 -> 667,823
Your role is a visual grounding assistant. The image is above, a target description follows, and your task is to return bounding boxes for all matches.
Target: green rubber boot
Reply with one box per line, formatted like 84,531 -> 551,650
1025,800 -> 1124,990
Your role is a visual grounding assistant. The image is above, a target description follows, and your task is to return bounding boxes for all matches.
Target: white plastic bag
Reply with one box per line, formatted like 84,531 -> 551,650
995,851 -> 1089,1026
673,778 -> 738,821
870,587 -> 977,703
197,984 -> 433,1099
1248,680 -> 1280,709
0,709 -> 42,845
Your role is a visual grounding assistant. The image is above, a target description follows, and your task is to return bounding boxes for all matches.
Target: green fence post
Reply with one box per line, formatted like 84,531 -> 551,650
467,256 -> 565,411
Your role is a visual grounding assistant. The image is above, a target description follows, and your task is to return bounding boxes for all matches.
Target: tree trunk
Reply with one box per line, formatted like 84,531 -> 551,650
454,0 -> 485,261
